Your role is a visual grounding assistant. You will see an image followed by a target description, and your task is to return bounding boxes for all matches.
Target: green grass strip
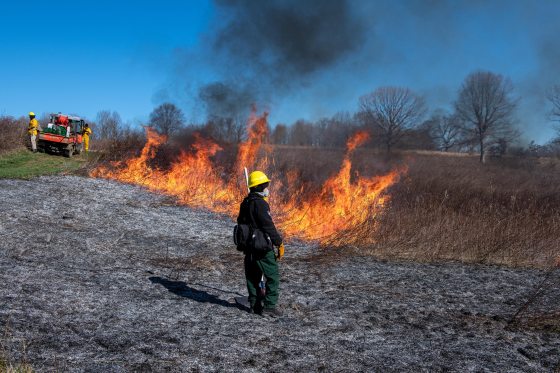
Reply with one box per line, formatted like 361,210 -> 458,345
0,149 -> 88,179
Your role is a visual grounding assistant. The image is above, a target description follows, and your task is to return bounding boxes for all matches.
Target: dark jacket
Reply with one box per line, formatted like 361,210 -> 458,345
237,192 -> 282,247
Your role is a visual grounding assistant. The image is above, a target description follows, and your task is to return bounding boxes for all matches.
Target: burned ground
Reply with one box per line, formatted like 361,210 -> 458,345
0,176 -> 558,372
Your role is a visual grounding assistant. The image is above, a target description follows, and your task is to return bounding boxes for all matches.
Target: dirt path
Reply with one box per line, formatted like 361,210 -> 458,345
0,176 -> 558,372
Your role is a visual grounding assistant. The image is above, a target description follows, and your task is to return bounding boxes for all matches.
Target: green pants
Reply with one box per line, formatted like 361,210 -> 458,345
244,250 -> 279,308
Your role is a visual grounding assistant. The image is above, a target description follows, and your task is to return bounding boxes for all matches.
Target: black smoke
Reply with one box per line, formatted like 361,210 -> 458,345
213,0 -> 366,78
197,0 -> 368,118
198,82 -> 254,119
161,0 -> 560,143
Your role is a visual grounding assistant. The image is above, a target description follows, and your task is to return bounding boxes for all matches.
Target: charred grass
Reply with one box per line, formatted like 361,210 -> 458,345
1,175 -> 558,371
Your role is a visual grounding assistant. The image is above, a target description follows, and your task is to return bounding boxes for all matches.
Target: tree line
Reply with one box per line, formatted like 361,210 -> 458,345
82,70 -> 560,162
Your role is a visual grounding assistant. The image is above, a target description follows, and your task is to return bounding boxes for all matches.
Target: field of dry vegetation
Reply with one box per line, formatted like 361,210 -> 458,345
373,153 -> 559,268
263,146 -> 560,268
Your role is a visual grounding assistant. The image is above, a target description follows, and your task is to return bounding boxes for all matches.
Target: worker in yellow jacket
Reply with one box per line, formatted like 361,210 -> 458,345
82,123 -> 92,152
28,112 -> 39,152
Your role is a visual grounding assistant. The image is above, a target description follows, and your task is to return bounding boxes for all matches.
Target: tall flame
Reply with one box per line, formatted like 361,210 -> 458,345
91,113 -> 403,244
236,109 -> 270,171
277,130 -> 400,241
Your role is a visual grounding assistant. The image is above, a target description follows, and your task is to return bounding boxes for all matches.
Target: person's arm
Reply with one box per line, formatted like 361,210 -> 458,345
252,199 -> 282,246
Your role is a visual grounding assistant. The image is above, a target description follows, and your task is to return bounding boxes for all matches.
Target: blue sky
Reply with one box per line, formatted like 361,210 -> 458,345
1,0 -> 559,143
0,0 -> 212,123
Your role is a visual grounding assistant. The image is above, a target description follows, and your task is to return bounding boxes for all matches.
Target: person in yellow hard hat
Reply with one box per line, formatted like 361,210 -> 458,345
82,123 -> 92,152
27,112 -> 39,153
236,170 -> 285,317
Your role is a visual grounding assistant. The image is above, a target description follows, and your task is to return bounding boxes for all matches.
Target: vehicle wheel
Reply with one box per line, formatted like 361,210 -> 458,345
64,148 -> 73,158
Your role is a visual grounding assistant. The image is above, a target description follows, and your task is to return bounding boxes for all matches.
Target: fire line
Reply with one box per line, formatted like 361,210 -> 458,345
91,111 -> 404,244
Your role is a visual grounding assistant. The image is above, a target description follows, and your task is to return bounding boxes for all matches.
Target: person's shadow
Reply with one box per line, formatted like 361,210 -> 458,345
149,276 -> 246,310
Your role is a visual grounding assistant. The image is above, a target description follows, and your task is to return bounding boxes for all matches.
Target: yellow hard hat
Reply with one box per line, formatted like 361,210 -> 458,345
29,112 -> 35,117
248,170 -> 270,188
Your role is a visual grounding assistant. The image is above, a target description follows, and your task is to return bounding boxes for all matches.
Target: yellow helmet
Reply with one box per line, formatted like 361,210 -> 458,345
29,112 -> 35,117
248,170 -> 270,188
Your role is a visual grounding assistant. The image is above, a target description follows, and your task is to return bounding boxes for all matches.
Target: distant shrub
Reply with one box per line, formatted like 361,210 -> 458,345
0,116 -> 27,153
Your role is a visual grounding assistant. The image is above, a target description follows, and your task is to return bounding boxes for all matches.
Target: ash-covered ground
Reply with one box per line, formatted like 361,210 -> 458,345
0,176 -> 558,372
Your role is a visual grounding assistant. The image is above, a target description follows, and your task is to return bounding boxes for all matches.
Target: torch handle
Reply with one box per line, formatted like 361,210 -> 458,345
244,167 -> 250,193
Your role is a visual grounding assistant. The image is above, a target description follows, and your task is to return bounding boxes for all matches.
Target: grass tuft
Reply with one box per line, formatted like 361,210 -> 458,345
0,357 -> 33,373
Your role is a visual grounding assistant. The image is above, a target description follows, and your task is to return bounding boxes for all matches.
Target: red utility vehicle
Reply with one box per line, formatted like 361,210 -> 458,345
37,113 -> 84,157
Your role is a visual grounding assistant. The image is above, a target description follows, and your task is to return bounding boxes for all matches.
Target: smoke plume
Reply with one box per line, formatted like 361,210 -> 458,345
195,0 -> 368,119
159,0 -> 560,143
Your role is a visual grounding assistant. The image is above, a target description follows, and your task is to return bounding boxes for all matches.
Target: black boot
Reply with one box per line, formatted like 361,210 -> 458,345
262,307 -> 283,317
250,301 -> 263,315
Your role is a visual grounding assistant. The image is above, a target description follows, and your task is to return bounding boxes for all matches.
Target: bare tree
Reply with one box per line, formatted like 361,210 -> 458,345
359,87 -> 426,152
314,112 -> 357,148
271,124 -> 288,145
201,115 -> 245,143
288,120 -> 314,146
227,116 -> 245,143
401,120 -> 437,150
548,85 -> 560,122
427,111 -> 462,152
149,103 -> 185,136
38,113 -> 50,128
547,85 -> 560,143
96,110 -> 122,139
454,71 -> 517,163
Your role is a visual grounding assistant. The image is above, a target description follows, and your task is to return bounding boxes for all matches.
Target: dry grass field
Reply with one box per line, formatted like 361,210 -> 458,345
266,146 -> 560,268
371,153 -> 559,268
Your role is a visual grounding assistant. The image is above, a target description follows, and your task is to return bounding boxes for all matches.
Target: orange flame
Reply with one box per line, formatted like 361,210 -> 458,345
236,109 -> 269,171
346,130 -> 370,152
91,113 -> 403,245
277,131 -> 400,241
91,126 -> 167,184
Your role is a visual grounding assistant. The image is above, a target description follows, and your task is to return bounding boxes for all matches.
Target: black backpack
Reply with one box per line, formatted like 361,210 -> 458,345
233,224 -> 272,253
234,196 -> 273,253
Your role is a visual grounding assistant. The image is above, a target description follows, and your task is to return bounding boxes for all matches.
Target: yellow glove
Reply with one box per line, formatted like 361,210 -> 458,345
276,243 -> 284,260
